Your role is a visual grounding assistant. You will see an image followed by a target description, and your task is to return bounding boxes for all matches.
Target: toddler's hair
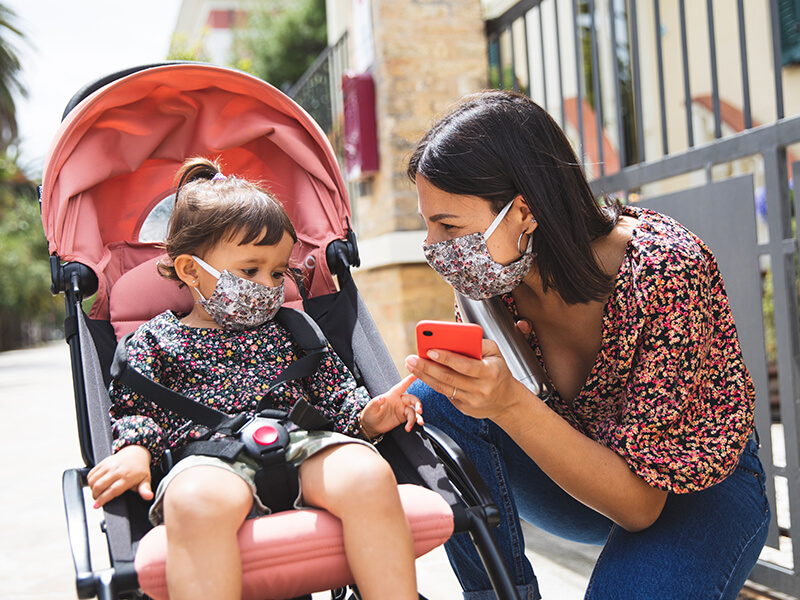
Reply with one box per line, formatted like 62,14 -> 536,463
159,157 -> 297,282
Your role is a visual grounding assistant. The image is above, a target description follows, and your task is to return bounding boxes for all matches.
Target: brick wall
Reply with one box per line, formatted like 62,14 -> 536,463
348,0 -> 488,369
353,264 -> 457,368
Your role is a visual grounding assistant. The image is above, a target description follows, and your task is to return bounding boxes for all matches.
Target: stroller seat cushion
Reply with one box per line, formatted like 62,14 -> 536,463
134,482 -> 454,600
108,255 -> 194,339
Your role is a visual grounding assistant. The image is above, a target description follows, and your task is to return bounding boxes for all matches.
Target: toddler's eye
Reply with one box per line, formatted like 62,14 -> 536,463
272,271 -> 286,280
242,268 -> 258,277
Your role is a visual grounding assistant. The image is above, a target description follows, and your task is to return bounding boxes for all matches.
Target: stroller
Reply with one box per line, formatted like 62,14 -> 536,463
40,62 -> 520,600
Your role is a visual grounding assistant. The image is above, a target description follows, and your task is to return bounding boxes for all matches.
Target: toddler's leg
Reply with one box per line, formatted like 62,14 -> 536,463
299,444 -> 418,600
161,465 -> 253,600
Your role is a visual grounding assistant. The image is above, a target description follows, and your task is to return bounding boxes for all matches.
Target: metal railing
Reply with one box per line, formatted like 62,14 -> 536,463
488,0 -> 800,596
288,33 -> 349,165
486,0 -> 786,175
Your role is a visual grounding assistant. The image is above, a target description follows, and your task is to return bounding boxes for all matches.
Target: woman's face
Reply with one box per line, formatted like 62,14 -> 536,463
416,175 -> 525,266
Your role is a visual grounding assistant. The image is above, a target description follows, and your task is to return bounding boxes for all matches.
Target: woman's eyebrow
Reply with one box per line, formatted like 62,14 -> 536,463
419,212 -> 460,223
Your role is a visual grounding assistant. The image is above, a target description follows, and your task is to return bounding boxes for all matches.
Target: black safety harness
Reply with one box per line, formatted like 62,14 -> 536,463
110,307 -> 337,513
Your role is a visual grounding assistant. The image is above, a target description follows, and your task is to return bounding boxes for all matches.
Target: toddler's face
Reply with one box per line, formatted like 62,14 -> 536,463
195,229 -> 295,293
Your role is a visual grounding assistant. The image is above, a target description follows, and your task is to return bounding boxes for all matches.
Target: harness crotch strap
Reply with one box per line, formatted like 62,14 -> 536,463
109,307 -> 335,512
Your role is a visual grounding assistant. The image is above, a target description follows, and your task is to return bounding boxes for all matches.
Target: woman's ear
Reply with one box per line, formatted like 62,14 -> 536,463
173,254 -> 199,288
513,195 -> 537,233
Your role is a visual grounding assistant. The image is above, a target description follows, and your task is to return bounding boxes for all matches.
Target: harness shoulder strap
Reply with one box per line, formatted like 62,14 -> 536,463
259,308 -> 329,410
110,334 -> 231,430
110,308 -> 333,423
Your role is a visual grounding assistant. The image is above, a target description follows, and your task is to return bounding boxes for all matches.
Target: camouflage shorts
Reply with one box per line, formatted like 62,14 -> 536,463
149,429 -> 376,525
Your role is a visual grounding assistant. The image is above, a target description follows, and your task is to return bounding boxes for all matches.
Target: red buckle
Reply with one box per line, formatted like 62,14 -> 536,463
252,425 -> 280,446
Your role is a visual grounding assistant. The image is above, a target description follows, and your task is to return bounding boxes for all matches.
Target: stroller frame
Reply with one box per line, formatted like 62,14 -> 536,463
44,62 -> 522,600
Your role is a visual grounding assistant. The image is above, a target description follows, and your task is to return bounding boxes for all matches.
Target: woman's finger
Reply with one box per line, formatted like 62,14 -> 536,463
421,347 -> 485,377
515,318 -> 533,341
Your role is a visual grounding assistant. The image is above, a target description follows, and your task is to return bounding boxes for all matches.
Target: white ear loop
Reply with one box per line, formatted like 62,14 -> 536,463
190,255 -> 221,303
482,201 -> 515,241
191,255 -> 221,279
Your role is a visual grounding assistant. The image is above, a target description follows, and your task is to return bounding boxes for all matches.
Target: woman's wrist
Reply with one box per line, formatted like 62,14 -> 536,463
490,380 -> 548,434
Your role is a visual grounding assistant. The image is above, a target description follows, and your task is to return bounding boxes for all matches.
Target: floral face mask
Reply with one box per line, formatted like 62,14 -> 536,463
191,255 -> 284,330
422,201 -> 535,300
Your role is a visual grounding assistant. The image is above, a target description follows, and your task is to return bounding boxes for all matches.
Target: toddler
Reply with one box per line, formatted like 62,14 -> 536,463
88,157 -> 422,600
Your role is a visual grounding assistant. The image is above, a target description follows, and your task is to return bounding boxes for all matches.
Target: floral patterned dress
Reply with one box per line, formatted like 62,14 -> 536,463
109,310 -> 371,467
500,206 -> 755,493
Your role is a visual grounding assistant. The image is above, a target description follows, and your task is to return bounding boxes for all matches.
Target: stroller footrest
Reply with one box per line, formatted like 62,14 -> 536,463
135,484 -> 454,600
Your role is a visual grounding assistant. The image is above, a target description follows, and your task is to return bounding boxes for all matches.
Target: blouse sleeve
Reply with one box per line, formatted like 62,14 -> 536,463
302,342 -> 371,437
108,330 -> 168,464
599,244 -> 755,493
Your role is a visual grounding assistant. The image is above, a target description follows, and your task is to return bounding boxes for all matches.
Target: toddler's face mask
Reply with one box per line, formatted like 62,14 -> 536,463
422,201 -> 535,300
191,255 -> 284,330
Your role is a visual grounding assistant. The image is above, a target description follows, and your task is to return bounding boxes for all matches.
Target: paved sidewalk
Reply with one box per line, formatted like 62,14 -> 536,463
0,342 -> 597,599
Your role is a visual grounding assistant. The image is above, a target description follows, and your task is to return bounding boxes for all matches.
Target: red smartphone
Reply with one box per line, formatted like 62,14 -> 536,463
416,320 -> 484,360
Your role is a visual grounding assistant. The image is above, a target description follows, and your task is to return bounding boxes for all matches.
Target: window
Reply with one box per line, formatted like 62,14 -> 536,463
778,0 -> 800,65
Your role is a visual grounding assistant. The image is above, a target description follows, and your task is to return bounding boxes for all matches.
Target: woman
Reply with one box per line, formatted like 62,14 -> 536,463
404,90 -> 770,600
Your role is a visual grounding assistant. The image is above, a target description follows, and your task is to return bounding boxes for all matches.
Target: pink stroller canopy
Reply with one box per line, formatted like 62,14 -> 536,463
41,63 -> 351,318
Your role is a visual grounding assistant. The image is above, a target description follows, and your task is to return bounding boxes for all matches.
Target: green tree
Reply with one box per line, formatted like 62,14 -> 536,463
0,155 -> 63,350
166,31 -> 211,63
0,4 -> 26,150
233,0 -> 327,90
0,3 -> 62,350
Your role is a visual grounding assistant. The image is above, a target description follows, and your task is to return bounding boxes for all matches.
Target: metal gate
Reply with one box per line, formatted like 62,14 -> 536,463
487,0 -> 800,595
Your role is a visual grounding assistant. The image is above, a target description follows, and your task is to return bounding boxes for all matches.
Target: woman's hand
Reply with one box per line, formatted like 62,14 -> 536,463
406,338 -> 667,530
87,445 -> 153,509
359,373 -> 424,440
405,339 -> 533,422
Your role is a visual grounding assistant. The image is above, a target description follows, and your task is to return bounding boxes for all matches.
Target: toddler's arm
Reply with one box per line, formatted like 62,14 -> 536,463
87,445 -> 154,509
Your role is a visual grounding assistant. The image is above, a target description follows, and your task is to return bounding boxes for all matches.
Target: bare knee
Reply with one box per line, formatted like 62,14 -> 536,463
304,445 -> 400,514
163,466 -> 252,533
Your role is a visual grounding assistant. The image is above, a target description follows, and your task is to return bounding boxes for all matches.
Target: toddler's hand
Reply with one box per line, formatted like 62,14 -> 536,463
359,373 -> 423,439
87,445 -> 154,509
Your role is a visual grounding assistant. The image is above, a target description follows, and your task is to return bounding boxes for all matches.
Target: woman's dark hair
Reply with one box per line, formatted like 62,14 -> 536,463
407,90 -> 621,304
158,157 -> 297,282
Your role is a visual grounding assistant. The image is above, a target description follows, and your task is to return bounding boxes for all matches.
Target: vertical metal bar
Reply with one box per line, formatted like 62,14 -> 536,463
763,145 -> 800,569
510,24 -> 519,93
497,32 -> 506,89
588,0 -> 605,175
706,0 -> 722,139
572,0 -> 586,162
678,0 -> 694,147
769,0 -> 785,120
523,12 -> 533,99
488,34 -> 501,88
554,0 -> 567,130
609,0 -> 627,168
736,0 -> 752,130
538,6 -> 548,110
629,0 -> 645,163
654,0 -> 669,155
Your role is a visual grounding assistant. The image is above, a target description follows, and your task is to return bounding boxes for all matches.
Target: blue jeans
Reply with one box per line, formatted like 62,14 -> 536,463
411,381 -> 771,600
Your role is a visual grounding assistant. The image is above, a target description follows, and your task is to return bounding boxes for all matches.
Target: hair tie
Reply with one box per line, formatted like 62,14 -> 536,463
212,172 -> 227,181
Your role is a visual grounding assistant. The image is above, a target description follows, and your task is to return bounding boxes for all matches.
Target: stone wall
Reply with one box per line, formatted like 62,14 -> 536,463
349,0 -> 488,367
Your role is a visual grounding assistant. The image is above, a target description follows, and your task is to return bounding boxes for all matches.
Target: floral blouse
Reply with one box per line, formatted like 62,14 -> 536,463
500,206 -> 755,494
109,310 -> 370,466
